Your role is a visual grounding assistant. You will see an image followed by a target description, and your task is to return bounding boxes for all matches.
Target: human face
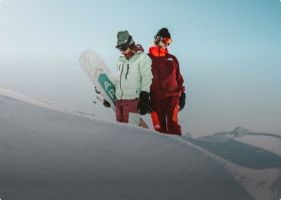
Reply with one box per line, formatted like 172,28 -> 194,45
162,37 -> 172,46
117,44 -> 129,52
158,40 -> 169,49
120,47 -> 131,55
157,37 -> 172,49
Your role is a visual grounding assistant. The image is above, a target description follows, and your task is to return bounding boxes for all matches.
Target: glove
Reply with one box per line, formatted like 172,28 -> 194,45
138,91 -> 151,115
103,99 -> 111,108
179,92 -> 186,111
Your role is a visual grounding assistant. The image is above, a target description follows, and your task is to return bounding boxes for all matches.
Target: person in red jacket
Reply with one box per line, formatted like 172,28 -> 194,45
148,28 -> 186,135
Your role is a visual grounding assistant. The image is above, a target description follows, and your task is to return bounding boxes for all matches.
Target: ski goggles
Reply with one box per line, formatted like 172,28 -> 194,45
162,37 -> 172,46
117,44 -> 129,52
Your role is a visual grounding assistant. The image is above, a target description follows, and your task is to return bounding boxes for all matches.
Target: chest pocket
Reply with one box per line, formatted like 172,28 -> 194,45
165,60 -> 176,75
162,58 -> 178,91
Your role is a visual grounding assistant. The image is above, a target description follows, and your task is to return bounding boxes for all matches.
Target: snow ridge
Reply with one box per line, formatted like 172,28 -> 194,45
1,85 -> 280,200
0,85 -> 95,119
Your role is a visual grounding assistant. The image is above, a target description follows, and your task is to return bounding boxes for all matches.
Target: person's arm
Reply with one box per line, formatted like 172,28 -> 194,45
174,56 -> 186,110
174,56 -> 185,94
107,60 -> 121,87
138,53 -> 153,115
139,54 -> 153,92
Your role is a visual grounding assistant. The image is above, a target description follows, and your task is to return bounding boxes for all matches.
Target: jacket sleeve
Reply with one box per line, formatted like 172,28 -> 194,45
139,53 -> 153,93
174,56 -> 185,93
108,73 -> 116,87
108,59 -> 122,87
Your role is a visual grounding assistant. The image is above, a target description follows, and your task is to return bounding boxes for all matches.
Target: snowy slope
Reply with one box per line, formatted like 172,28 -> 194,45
0,87 -> 255,200
0,85 -> 96,119
185,134 -> 281,200
190,127 -> 281,200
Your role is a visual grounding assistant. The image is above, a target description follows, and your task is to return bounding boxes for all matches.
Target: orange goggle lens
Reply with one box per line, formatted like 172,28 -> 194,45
162,37 -> 172,45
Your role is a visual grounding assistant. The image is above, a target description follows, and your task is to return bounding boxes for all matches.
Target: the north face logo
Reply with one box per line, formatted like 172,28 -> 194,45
167,58 -> 173,61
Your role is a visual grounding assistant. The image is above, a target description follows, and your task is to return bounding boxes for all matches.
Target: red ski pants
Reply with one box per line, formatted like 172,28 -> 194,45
116,99 -> 140,126
151,96 -> 181,135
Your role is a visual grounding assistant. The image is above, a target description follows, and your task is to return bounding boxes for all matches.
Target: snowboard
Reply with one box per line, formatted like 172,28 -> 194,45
79,49 -> 149,128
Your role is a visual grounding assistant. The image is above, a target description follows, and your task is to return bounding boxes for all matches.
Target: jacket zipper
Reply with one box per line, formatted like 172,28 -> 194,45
120,63 -> 124,99
125,64 -> 129,79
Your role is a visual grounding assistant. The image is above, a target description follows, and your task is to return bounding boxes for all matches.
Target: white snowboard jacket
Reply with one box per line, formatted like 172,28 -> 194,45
113,51 -> 153,100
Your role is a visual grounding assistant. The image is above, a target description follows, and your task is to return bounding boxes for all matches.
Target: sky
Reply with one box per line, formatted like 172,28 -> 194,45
0,0 -> 281,136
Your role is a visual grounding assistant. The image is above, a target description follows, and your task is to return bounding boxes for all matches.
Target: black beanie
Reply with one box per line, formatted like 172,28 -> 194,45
155,28 -> 171,39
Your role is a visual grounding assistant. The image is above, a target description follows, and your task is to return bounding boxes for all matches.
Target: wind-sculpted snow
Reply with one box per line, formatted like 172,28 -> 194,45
0,92 -> 254,200
185,132 -> 281,200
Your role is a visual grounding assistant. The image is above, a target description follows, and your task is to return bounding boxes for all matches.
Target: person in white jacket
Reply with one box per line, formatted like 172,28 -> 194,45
104,30 -> 153,126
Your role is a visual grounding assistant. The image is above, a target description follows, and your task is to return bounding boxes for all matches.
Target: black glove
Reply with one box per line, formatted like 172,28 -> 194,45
179,92 -> 186,111
138,91 -> 151,115
103,99 -> 111,108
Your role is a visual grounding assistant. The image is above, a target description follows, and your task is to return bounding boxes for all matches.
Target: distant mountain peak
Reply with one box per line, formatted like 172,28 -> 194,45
232,126 -> 251,134
184,131 -> 192,138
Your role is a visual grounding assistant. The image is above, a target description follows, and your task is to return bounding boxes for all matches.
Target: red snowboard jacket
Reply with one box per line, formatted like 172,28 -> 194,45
148,46 -> 185,102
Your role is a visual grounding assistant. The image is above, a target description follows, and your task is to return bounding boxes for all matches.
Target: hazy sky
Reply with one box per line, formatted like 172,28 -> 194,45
0,0 -> 281,136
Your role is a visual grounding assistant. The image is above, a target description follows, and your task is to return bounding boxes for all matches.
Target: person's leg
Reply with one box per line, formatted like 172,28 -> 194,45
166,96 -> 181,135
123,99 -> 140,126
151,99 -> 168,133
115,100 -> 123,122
